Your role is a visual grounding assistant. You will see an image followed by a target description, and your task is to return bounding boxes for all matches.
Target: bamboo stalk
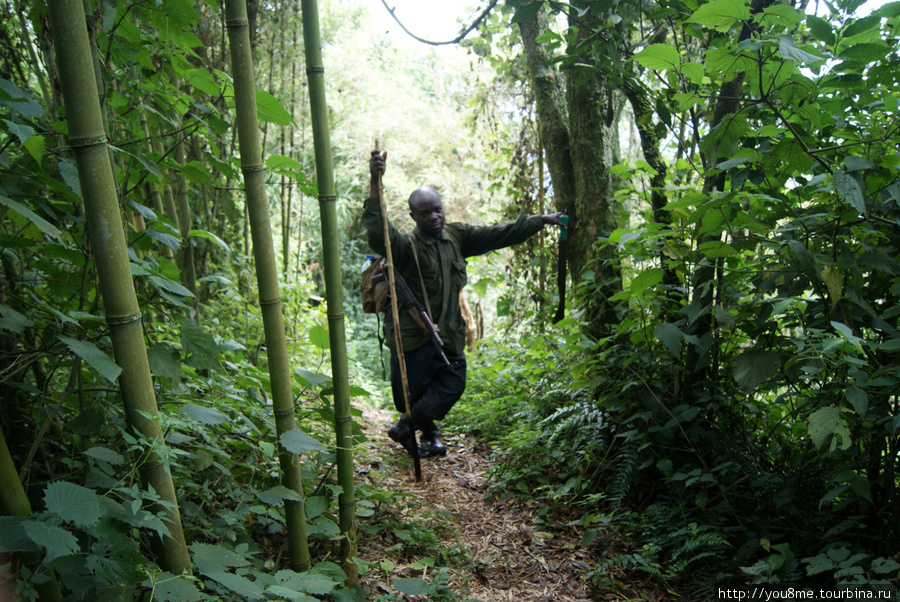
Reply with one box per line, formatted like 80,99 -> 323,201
46,0 -> 190,575
223,0 -> 310,572
299,0 -> 359,583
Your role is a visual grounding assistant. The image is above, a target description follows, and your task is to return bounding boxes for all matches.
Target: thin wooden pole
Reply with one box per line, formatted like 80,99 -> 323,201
373,144 -> 421,482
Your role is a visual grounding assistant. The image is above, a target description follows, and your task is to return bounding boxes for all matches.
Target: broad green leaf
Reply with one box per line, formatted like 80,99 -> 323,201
0,194 -> 62,240
838,43 -> 890,64
151,275 -> 194,298
686,0 -> 750,31
109,144 -> 161,179
58,158 -> 82,198
84,446 -> 124,466
22,520 -> 80,562
205,572 -> 265,600
309,325 -> 330,350
833,169 -> 867,216
150,573 -> 202,602
733,350 -> 781,391
630,268 -> 664,294
0,304 -> 33,334
296,368 -> 331,387
843,155 -> 873,171
807,406 -> 851,450
806,14 -> 835,44
280,430 -> 326,454
58,335 -> 122,384
44,481 -> 101,527
845,386 -> 868,416
149,342 -> 182,381
820,266 -> 843,306
190,542 -> 251,573
188,229 -> 230,252
2,119 -> 36,144
655,322 -> 683,357
24,134 -> 45,163
257,89 -> 293,125
182,403 -> 227,425
0,78 -> 43,117
511,1 -> 542,23
181,323 -> 219,370
258,485 -> 303,505
393,577 -> 428,596
777,35 -> 826,64
305,496 -> 328,519
144,228 -> 182,251
266,154 -> 304,172
264,586 -> 317,602
274,569 -> 337,595
633,44 -> 680,71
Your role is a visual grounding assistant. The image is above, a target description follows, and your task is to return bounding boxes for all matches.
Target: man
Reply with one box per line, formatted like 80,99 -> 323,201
363,151 -> 566,457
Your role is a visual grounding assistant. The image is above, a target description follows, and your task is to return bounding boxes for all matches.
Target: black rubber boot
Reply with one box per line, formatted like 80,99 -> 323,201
419,431 -> 447,457
387,416 -> 423,458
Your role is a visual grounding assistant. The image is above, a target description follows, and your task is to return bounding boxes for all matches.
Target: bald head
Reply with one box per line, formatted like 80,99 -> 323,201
408,187 -> 445,239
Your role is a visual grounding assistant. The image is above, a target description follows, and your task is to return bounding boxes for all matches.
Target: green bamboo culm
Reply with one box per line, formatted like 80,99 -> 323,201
300,0 -> 359,584
46,0 -> 191,575
223,0 -> 311,572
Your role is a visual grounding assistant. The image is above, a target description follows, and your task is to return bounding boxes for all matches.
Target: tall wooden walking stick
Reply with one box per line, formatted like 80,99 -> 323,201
373,142 -> 422,482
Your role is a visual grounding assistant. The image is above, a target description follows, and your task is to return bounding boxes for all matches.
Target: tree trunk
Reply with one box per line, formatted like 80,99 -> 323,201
519,3 -> 621,336
224,0 -> 311,572
299,0 -> 359,584
46,0 -> 191,575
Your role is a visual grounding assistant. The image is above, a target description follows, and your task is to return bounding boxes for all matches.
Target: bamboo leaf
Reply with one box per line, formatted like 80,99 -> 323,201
0,78 -> 43,117
58,335 -> 122,384
0,194 -> 62,240
44,481 -> 102,527
280,430 -> 326,454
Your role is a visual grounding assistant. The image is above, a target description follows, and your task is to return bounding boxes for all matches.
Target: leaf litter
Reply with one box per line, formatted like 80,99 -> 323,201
354,405 -> 657,601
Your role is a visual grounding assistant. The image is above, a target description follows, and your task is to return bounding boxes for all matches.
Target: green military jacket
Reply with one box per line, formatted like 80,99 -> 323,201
362,196 -> 544,355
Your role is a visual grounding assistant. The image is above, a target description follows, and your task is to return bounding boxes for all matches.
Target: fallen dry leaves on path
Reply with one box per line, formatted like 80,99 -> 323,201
353,405 -> 658,601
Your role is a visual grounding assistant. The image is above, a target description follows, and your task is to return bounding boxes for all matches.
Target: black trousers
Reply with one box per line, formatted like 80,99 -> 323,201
390,343 -> 466,433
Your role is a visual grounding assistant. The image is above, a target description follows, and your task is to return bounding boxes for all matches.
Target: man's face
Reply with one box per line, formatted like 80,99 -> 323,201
409,189 -> 445,239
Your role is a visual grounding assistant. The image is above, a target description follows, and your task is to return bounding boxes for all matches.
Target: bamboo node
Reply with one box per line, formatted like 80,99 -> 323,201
273,407 -> 295,418
225,19 -> 249,27
241,165 -> 266,174
66,135 -> 108,149
259,296 -> 281,306
318,195 -> 337,204
106,312 -> 142,326
306,66 -> 325,75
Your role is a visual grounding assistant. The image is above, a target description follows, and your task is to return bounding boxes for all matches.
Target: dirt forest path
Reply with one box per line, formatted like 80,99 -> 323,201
354,406 -> 597,602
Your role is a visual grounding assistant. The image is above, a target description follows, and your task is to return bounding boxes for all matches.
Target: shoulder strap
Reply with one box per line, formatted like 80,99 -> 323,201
409,234 -> 436,324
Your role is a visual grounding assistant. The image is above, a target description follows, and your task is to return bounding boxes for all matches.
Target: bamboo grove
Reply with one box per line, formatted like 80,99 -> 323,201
2,0 -> 900,597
